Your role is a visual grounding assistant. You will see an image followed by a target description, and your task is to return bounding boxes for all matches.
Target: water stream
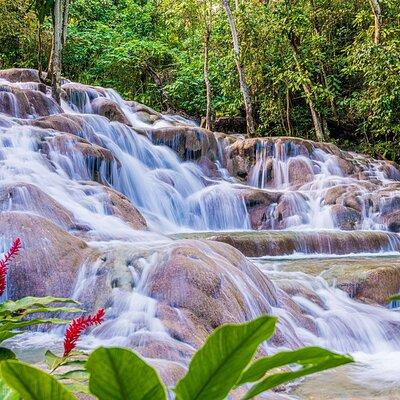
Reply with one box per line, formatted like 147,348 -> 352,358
1,74 -> 400,397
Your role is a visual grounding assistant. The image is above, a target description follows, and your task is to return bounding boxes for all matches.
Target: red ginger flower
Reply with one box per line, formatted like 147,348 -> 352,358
63,308 -> 105,357
0,238 -> 21,296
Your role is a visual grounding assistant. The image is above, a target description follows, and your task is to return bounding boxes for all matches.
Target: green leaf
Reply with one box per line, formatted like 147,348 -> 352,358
0,297 -> 78,316
0,378 -> 20,400
44,350 -> 63,371
388,294 -> 400,302
240,347 -> 353,399
62,382 -> 90,395
174,315 -> 277,400
0,318 -> 70,343
1,360 -> 78,400
24,307 -> 82,316
86,347 -> 167,400
55,370 -> 89,382
0,348 -> 16,361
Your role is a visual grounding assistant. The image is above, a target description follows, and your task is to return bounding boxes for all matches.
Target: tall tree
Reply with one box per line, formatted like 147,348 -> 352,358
222,0 -> 255,136
31,0 -> 52,81
47,0 -> 69,103
203,0 -> 213,130
368,0 -> 382,44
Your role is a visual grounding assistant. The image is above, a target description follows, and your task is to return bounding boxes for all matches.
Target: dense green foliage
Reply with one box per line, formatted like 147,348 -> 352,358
0,0 -> 399,159
0,316 -> 353,399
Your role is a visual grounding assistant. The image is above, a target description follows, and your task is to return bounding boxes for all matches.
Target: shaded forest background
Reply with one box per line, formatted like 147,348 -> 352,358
1,0 -> 399,160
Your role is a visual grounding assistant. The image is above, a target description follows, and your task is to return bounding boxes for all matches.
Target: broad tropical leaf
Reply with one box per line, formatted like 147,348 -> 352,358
240,347 -> 353,399
0,297 -> 78,316
174,315 -> 277,400
0,318 -> 70,336
0,347 -> 16,361
86,347 -> 167,400
0,377 -> 20,400
1,360 -> 78,400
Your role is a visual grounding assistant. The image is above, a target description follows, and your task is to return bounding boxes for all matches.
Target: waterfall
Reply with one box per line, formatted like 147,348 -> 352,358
1,71 -> 400,395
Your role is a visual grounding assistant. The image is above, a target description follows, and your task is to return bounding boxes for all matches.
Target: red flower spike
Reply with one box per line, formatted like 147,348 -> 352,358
0,238 -> 21,296
63,308 -> 105,357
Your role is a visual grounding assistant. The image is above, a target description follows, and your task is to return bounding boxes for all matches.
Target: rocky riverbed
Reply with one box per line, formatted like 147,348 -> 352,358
1,68 -> 400,398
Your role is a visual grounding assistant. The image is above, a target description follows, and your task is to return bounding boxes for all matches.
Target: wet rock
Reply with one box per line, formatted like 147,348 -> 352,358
148,359 -> 186,386
380,160 -> 400,180
0,212 -> 97,299
331,204 -> 361,230
62,82 -> 104,101
274,193 -> 310,229
146,240 -> 276,329
288,158 -> 314,186
200,230 -> 400,257
0,182 -> 77,230
84,240 -> 306,357
0,68 -> 41,83
378,210 -> 400,232
324,186 -> 348,206
135,110 -> 160,125
91,97 -> 131,125
97,184 -> 148,230
225,137 -> 315,181
124,100 -> 161,118
40,133 -> 118,184
241,188 -> 280,230
32,114 -> 86,136
147,126 -> 219,161
335,156 -> 357,175
0,84 -> 61,118
322,260 -> 400,305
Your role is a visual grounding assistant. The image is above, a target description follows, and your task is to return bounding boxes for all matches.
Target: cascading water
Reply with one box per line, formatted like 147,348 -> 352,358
1,71 -> 400,397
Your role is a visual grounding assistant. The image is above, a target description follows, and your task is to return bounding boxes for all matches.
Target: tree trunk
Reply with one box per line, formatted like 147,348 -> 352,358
50,0 -> 63,104
302,82 -> 325,142
368,0 -> 382,44
36,22 -> 44,83
61,0 -> 70,45
289,32 -> 325,142
47,20 -> 55,81
222,0 -> 255,136
145,64 -> 172,110
286,87 -> 293,136
204,15 -> 213,130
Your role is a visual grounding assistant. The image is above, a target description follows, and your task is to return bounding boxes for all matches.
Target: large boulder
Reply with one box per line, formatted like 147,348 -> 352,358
31,114 -> 86,136
320,257 -> 400,305
0,68 -> 41,83
0,84 -> 61,118
147,126 -> 219,161
40,133 -> 118,184
91,97 -> 131,125
80,183 -> 148,230
0,182 -> 77,230
241,188 -> 281,230
0,212 -> 98,299
331,204 -> 361,230
224,137 -> 315,181
76,240 -> 309,364
378,210 -> 400,232
287,157 -> 314,186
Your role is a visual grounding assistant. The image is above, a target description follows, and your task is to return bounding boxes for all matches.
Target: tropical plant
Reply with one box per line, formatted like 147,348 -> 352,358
0,238 -> 105,397
389,294 -> 400,302
0,315 -> 353,399
0,239 -> 81,357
